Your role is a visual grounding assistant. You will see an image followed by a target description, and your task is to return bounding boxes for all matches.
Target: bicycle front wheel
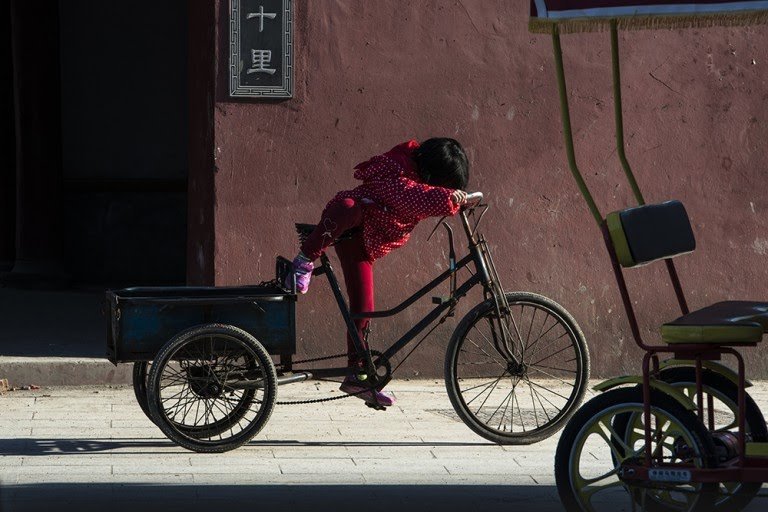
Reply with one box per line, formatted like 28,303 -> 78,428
445,291 -> 589,444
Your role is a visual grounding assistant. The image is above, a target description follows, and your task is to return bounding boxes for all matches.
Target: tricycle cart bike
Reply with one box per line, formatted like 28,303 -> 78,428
107,193 -> 590,453
530,2 -> 768,510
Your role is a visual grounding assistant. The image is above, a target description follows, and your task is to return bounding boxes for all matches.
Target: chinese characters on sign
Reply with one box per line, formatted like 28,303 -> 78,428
248,49 -> 276,75
230,0 -> 292,98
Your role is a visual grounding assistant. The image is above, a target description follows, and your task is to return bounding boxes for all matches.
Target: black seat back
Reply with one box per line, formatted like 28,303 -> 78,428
606,200 -> 696,267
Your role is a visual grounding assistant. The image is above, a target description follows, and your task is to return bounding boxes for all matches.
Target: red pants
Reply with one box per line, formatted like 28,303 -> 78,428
301,198 -> 373,365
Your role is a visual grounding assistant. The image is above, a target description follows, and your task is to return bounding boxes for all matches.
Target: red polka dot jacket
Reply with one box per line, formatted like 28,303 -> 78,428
331,140 -> 460,261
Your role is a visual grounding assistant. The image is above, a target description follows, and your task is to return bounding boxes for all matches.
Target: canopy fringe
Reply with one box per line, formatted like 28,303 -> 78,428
529,10 -> 768,34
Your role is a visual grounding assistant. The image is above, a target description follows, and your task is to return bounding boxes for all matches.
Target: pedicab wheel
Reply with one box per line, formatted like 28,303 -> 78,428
612,367 -> 767,512
555,387 -> 718,512
444,292 -> 589,445
132,361 -> 153,422
147,323 -> 277,453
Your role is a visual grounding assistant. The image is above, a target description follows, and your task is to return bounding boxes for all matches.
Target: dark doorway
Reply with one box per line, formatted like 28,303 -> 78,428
1,6 -> 15,273
1,1 -> 189,359
59,1 -> 188,286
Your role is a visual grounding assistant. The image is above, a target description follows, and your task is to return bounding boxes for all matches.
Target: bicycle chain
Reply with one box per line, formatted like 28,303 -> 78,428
275,386 -> 371,406
274,350 -> 390,406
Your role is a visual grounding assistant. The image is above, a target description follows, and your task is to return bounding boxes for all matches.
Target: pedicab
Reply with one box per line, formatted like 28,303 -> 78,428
529,1 -> 768,510
106,193 -> 590,452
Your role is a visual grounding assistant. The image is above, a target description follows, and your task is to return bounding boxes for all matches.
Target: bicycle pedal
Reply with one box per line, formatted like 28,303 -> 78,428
364,402 -> 387,411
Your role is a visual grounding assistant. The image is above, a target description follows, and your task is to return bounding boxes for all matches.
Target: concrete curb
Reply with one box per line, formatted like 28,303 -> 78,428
0,357 -> 133,387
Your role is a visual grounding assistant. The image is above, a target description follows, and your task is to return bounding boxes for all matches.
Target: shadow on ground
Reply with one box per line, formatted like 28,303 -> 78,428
0,483 -> 564,512
0,438 -> 495,456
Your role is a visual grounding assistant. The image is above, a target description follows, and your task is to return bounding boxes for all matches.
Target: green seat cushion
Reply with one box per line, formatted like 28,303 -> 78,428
662,301 -> 768,344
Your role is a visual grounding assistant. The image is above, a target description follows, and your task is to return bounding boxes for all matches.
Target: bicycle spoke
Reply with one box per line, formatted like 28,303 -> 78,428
461,372 -> 508,395
529,342 -> 575,368
471,325 -> 512,365
527,365 -> 578,387
513,389 -> 526,433
519,374 -> 540,429
525,375 -> 551,425
525,306 -> 537,349
462,335 -> 508,370
528,362 -> 577,374
463,372 -> 508,406
525,379 -> 571,401
526,328 -> 570,366
494,384 -> 517,431
474,374 -> 504,417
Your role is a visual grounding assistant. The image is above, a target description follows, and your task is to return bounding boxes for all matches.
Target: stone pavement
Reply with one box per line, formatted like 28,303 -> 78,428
1,380 -> 767,512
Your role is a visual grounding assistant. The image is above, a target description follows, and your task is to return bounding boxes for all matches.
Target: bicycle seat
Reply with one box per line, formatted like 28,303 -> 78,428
294,223 -> 361,245
662,301 -> 768,345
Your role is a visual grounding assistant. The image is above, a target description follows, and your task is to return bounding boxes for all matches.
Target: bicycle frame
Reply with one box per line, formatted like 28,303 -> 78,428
289,205 -> 519,384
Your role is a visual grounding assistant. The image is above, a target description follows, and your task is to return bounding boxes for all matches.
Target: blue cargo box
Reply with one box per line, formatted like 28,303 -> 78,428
106,285 -> 296,363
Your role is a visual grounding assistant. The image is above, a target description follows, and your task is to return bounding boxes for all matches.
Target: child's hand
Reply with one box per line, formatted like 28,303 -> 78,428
451,190 -> 468,205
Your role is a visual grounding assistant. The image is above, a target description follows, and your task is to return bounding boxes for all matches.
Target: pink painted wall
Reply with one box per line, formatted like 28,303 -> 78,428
209,1 -> 768,377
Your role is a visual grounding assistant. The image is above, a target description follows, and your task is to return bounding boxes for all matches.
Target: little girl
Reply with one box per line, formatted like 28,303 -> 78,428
288,138 -> 470,406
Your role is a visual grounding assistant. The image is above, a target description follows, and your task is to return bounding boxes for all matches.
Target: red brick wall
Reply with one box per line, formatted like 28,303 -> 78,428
206,1 -> 768,377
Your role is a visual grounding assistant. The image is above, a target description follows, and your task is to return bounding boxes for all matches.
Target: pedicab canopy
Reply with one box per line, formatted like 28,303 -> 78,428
529,0 -> 768,32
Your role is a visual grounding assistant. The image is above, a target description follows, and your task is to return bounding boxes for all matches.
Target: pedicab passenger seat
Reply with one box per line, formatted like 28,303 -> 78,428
605,200 -> 768,345
662,301 -> 768,345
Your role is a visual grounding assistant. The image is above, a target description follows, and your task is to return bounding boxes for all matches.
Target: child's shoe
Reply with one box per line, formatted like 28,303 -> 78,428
287,255 -> 313,294
340,377 -> 397,407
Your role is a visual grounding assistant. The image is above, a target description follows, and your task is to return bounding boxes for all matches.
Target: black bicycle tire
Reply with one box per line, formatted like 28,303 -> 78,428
444,291 -> 590,445
555,387 -> 718,512
147,323 -> 277,453
132,361 -> 153,423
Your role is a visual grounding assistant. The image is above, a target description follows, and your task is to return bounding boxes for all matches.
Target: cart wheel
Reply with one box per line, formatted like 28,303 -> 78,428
132,361 -> 153,423
134,360 -> 233,437
612,367 -> 767,512
555,387 -> 718,512
147,323 -> 277,453
445,291 -> 589,444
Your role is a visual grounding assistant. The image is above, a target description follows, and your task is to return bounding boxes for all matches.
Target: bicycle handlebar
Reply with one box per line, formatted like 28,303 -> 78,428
463,191 -> 484,206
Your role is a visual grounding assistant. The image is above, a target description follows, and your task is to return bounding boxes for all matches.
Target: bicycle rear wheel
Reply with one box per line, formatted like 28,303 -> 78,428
147,323 -> 277,453
132,361 -> 153,422
445,291 -> 589,444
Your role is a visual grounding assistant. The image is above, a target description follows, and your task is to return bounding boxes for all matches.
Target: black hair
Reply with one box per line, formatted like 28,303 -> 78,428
412,138 -> 469,190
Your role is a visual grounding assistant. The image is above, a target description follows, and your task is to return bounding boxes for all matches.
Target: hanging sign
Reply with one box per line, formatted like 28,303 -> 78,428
230,0 -> 293,98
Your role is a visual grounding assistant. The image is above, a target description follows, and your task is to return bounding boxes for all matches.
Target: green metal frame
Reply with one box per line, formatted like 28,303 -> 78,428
592,375 -> 697,410
551,20 -> 644,227
658,359 -> 754,388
